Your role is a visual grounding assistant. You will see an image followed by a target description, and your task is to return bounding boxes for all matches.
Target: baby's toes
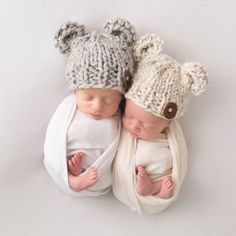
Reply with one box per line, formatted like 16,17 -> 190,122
137,171 -> 144,178
78,152 -> 84,156
92,174 -> 97,181
76,153 -> 83,160
136,173 -> 142,182
169,185 -> 174,191
71,157 -> 77,165
91,169 -> 97,177
88,167 -> 97,175
164,176 -> 171,184
74,155 -> 80,162
90,172 -> 97,181
138,171 -> 146,179
68,160 -> 73,168
137,166 -> 144,172
139,167 -> 147,177
165,178 -> 172,185
166,182 -> 173,189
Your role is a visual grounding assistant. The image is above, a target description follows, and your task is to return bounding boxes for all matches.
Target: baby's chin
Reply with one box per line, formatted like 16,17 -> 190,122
131,133 -> 152,140
88,114 -> 104,120
88,112 -> 115,120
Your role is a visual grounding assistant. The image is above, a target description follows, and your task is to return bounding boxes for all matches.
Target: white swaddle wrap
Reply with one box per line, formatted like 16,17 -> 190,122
112,121 -> 187,214
44,94 -> 121,197
135,133 -> 173,182
67,109 -> 119,170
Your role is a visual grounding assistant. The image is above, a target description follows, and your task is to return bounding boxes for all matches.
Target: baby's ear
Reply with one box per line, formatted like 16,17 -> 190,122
133,34 -> 164,62
103,18 -> 136,48
54,21 -> 85,54
181,62 -> 209,95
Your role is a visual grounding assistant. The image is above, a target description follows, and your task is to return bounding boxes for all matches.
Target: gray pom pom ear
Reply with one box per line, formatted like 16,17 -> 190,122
181,62 -> 209,96
133,34 -> 164,62
103,18 -> 136,47
54,21 -> 85,54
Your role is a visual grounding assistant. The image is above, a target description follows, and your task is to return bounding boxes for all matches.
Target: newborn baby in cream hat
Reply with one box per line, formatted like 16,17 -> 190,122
112,34 -> 209,214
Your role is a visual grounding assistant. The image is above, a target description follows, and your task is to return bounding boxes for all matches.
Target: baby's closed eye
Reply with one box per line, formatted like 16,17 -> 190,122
82,94 -> 93,101
143,123 -> 156,130
103,97 -> 114,105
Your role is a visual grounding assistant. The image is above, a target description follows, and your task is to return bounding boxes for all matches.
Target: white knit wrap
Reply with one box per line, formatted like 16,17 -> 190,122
112,121 -> 188,214
44,95 -> 121,196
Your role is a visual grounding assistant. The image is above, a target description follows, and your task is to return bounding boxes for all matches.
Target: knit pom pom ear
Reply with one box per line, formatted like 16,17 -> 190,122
133,34 -> 164,62
103,18 -> 136,47
54,21 -> 85,54
181,62 -> 209,96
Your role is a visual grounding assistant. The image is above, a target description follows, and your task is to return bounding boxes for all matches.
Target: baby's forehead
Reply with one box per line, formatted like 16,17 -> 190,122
125,99 -> 161,122
78,88 -> 120,97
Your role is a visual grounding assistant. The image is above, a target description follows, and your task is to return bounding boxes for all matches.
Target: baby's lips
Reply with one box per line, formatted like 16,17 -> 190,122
130,132 -> 138,138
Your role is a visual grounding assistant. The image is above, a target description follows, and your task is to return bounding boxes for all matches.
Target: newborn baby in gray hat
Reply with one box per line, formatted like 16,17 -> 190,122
44,18 -> 136,196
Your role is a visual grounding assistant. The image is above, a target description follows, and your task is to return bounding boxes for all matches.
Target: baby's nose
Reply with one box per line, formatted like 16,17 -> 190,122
91,100 -> 103,112
130,121 -> 140,132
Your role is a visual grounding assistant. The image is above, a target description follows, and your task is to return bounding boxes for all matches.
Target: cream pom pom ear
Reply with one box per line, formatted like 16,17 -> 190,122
133,34 -> 164,62
103,18 -> 136,47
181,62 -> 209,95
54,21 -> 85,54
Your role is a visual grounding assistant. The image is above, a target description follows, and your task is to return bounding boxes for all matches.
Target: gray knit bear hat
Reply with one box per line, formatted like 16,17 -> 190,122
125,34 -> 209,120
54,18 -> 136,93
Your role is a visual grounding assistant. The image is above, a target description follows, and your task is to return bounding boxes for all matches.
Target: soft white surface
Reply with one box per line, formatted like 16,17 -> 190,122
0,0 -> 235,235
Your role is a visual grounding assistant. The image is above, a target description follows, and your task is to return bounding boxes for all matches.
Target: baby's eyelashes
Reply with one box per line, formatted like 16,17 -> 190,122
143,123 -> 156,129
103,98 -> 114,105
81,95 -> 93,101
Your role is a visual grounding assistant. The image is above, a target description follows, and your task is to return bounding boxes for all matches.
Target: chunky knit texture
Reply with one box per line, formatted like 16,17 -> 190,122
126,34 -> 209,120
54,18 -> 136,93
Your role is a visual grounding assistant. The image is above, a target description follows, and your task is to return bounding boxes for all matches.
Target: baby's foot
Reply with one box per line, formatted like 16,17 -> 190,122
69,167 -> 98,192
136,166 -> 154,196
68,152 -> 84,176
158,176 -> 174,199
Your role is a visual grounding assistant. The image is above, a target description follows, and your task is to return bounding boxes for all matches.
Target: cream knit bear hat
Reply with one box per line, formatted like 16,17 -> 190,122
54,18 -> 136,93
125,34 -> 209,120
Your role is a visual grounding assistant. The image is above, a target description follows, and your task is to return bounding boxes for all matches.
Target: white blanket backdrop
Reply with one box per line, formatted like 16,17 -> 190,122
0,0 -> 235,235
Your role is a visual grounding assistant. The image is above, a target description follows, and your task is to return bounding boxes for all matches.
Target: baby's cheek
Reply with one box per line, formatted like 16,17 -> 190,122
142,129 -> 157,139
142,130 -> 152,138
122,118 -> 129,129
121,116 -> 126,124
110,102 -> 120,113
